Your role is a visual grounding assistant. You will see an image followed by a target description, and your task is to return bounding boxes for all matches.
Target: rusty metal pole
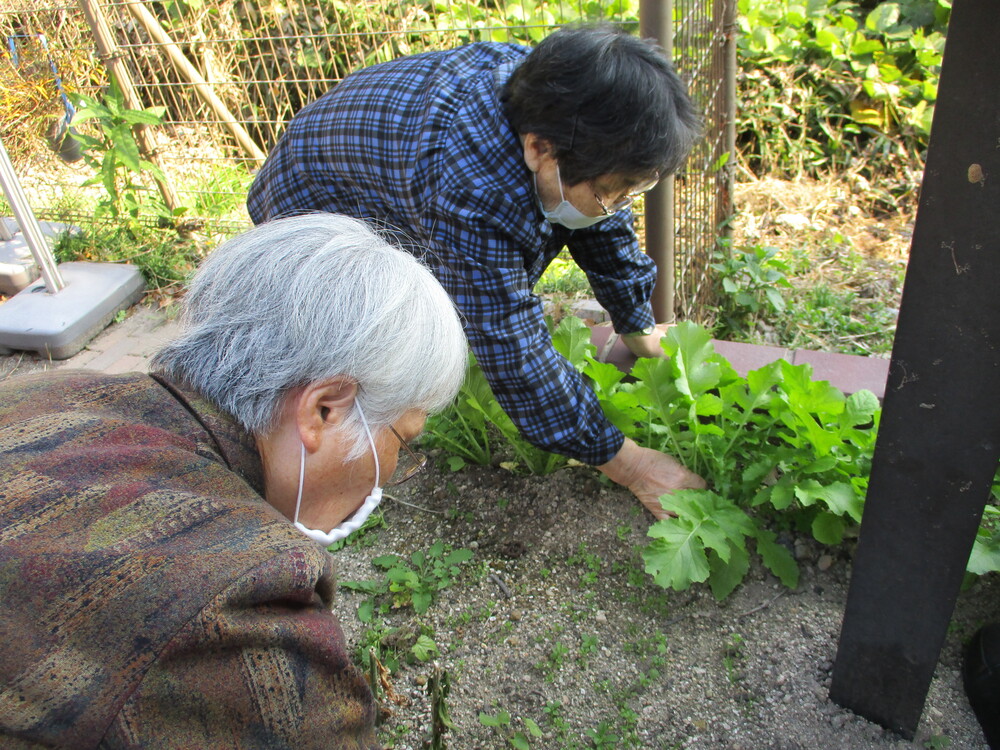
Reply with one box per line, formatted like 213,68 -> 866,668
640,0 -> 676,324
830,0 -> 1000,737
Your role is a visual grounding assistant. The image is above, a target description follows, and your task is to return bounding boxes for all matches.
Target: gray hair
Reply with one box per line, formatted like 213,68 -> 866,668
151,213 -> 468,458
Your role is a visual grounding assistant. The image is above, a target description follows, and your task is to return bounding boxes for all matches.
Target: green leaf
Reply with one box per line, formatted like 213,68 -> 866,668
812,511 -> 846,545
644,490 -> 754,591
444,548 -> 473,565
70,104 -> 113,124
663,321 -> 722,398
479,710 -> 511,728
110,124 -> 142,172
844,390 -> 880,426
754,529 -> 800,589
967,524 -> 1000,576
372,554 -> 402,569
120,107 -> 166,126
412,590 -> 433,614
411,634 -> 439,661
510,734 -> 531,750
357,599 -> 374,623
794,480 -> 863,522
694,392 -> 724,417
583,356 -> 627,396
524,717 -> 543,738
551,315 -> 596,371
708,545 -> 750,600
867,2 -> 901,32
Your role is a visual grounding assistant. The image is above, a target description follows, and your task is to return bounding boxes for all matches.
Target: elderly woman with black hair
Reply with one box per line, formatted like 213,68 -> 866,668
0,214 -> 467,747
248,24 -> 708,521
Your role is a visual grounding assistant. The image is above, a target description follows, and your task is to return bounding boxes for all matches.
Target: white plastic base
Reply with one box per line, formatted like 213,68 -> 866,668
0,262 -> 146,360
0,218 -> 81,296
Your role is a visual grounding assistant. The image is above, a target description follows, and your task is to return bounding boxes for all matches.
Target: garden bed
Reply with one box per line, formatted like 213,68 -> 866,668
333,461 -> 994,749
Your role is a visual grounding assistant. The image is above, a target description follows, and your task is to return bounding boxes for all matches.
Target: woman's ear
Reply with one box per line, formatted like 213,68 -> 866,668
522,132 -> 555,173
296,377 -> 358,452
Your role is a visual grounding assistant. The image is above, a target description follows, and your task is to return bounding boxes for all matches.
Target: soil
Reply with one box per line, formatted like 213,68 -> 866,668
333,462 -> 995,749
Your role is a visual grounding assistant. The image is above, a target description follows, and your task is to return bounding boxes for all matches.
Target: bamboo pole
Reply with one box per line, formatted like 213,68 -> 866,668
77,0 -> 184,221
123,0 -> 267,166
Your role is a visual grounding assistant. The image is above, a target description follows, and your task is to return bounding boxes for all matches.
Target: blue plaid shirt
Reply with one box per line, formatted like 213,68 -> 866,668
247,43 -> 656,465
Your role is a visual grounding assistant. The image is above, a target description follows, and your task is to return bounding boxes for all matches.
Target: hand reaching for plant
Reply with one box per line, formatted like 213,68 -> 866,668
597,437 -> 706,520
620,323 -> 674,360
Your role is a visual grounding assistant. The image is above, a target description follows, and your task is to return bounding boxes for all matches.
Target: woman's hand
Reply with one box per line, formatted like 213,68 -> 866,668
598,437 -> 706,519
621,323 -> 673,360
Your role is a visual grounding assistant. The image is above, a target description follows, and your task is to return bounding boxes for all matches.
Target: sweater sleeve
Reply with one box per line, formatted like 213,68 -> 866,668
100,550 -> 379,750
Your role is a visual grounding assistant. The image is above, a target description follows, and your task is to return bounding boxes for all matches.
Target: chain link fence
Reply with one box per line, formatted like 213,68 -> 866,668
1,0 -> 734,317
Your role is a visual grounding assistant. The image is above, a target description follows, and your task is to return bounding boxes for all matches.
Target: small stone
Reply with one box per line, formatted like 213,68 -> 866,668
817,554 -> 834,571
595,610 -> 607,624
510,610 -> 522,621
415,675 -> 427,686
831,713 -> 850,730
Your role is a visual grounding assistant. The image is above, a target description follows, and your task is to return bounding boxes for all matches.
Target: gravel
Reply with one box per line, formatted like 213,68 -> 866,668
331,462 -> 994,749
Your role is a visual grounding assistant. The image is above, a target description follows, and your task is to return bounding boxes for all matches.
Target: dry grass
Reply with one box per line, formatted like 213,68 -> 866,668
729,172 -> 915,356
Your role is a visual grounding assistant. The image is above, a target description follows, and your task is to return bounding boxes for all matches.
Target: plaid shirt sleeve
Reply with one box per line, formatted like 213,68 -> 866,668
247,44 -> 661,465
421,187 -> 626,465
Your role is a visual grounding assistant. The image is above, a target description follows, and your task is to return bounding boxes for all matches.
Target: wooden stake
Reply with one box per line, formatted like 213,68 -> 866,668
122,0 -> 267,166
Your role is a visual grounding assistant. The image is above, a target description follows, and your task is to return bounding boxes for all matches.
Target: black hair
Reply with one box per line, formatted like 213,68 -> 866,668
500,24 -> 702,186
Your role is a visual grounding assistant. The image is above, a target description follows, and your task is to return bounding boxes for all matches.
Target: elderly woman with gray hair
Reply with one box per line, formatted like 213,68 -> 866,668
0,214 -> 467,748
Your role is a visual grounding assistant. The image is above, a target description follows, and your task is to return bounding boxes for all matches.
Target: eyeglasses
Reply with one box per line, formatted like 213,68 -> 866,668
385,425 -> 428,487
593,176 -> 660,216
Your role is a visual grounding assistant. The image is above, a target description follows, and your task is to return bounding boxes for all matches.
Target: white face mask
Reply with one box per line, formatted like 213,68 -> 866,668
293,402 -> 383,547
537,164 -> 609,230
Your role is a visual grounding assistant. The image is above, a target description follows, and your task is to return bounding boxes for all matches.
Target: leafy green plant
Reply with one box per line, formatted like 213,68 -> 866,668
710,241 -> 792,338
422,349 -> 569,475
69,82 -> 179,225
342,541 -> 474,619
736,0 -> 948,177
428,315 -> 1000,599
585,721 -> 620,749
583,321 -> 877,598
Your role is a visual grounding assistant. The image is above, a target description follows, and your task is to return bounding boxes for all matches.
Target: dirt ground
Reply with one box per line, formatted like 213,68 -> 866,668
332,461 -> 994,749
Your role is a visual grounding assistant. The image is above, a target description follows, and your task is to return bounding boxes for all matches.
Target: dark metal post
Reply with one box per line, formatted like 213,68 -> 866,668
830,0 -> 1000,738
640,0 -> 676,323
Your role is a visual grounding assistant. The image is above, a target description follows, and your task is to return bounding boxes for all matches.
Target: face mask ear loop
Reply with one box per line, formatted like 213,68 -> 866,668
554,163 -> 567,202
355,402 -> 380,488
293,441 -> 306,525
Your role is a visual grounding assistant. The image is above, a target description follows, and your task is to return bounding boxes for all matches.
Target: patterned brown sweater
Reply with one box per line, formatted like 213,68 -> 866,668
0,370 -> 379,748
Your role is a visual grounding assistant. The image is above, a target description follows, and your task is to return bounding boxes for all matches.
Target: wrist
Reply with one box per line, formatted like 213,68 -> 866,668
622,325 -> 656,338
597,437 -> 641,487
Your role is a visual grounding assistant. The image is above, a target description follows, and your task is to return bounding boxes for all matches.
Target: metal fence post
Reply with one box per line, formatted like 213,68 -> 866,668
640,0 -> 676,324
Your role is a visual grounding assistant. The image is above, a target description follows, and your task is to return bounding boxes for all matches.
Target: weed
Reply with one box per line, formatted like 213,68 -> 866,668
326,510 -> 386,552
426,665 -> 455,750
341,540 -> 473,619
709,241 -> 792,338
535,641 -> 571,681
478,708 -> 543,749
923,734 -> 952,749
723,632 -> 745,685
585,721 -> 620,749
53,220 -> 206,291
69,81 -> 178,227
577,634 -> 599,669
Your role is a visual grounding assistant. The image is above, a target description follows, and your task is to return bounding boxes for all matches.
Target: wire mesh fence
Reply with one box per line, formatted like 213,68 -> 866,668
1,0 -> 733,318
